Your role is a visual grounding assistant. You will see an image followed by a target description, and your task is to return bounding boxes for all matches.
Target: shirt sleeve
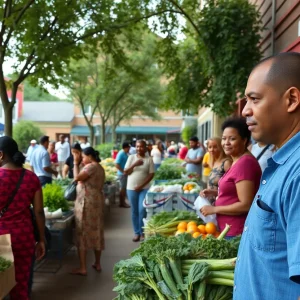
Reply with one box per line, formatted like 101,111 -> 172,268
233,156 -> 261,184
82,163 -> 95,177
124,155 -> 133,169
115,152 -> 122,165
197,148 -> 204,158
42,152 -> 51,168
149,157 -> 155,173
65,156 -> 71,166
284,175 -> 300,283
203,152 -> 209,164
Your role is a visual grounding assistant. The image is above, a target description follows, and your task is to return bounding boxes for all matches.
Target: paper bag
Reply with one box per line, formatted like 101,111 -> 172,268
193,196 -> 218,225
0,234 -> 16,299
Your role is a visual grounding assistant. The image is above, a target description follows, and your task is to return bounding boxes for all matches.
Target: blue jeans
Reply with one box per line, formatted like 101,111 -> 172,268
127,189 -> 148,236
38,176 -> 52,187
154,164 -> 161,171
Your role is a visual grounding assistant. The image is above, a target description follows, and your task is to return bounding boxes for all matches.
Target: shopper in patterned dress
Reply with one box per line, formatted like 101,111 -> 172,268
200,137 -> 232,203
0,136 -> 45,299
71,147 -> 105,276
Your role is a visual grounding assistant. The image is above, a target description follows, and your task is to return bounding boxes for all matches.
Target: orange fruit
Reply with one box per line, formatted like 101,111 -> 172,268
205,222 -> 217,235
201,234 -> 207,239
198,224 -> 206,234
177,222 -> 188,231
175,229 -> 186,236
187,221 -> 197,227
193,232 -> 201,238
187,225 -> 199,234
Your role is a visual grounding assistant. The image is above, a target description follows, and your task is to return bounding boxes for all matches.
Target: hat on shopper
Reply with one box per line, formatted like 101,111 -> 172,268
30,139 -> 37,144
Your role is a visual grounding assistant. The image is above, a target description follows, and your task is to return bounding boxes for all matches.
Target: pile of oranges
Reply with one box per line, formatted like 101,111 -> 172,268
175,221 -> 220,239
183,184 -> 196,192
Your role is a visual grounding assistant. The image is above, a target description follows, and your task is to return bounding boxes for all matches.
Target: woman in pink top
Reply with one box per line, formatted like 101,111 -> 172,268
201,117 -> 261,237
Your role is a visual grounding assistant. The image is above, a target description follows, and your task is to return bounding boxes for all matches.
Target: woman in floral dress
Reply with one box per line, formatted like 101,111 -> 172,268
71,147 -> 105,276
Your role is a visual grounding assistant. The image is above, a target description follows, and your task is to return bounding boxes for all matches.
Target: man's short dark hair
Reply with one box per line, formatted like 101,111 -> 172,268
40,135 -> 49,144
222,117 -> 251,145
253,52 -> 300,94
189,136 -> 199,142
122,142 -> 130,149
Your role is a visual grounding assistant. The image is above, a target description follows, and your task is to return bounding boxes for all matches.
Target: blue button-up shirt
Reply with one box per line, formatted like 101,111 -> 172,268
234,132 -> 300,300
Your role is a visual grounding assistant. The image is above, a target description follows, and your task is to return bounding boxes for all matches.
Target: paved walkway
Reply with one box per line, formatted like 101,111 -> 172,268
32,204 -> 136,300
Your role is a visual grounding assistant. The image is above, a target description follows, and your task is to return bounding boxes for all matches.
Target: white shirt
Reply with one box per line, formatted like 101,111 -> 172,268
125,154 -> 154,190
151,148 -> 162,164
55,141 -> 70,162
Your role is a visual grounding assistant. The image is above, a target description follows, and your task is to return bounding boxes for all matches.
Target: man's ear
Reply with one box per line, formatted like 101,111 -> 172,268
286,87 -> 300,113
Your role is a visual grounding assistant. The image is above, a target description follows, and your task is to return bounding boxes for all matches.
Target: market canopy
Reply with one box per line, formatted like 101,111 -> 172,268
116,126 -> 181,135
70,125 -> 109,136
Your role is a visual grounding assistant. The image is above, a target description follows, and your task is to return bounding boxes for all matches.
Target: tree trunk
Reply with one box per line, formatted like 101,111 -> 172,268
88,125 -> 95,147
4,104 -> 13,137
101,122 -> 106,144
112,124 -> 117,144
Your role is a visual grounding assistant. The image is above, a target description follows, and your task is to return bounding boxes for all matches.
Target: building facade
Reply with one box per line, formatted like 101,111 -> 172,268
197,0 -> 300,141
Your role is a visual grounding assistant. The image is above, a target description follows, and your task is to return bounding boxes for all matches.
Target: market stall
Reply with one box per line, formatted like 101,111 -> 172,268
113,211 -> 240,300
144,158 -> 203,218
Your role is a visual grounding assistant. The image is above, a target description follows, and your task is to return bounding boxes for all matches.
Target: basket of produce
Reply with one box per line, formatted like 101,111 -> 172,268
144,211 -> 202,237
114,219 -> 239,300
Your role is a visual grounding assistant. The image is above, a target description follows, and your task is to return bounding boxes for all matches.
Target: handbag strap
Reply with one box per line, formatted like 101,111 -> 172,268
256,144 -> 271,161
0,168 -> 26,218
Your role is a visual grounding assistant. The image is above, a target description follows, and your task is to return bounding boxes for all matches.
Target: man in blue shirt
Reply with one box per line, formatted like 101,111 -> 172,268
234,52 -> 300,299
31,135 -> 58,186
26,139 -> 38,163
185,136 -> 204,175
115,142 -> 131,208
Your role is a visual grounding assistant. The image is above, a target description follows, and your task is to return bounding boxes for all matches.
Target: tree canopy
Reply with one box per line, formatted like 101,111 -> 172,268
24,82 -> 61,101
0,0 -> 262,137
64,33 -> 163,144
13,120 -> 44,152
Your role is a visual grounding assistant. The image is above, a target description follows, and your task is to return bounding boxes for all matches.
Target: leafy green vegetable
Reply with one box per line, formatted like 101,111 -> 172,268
154,164 -> 186,180
0,256 -> 12,273
55,178 -> 72,187
43,183 -> 69,212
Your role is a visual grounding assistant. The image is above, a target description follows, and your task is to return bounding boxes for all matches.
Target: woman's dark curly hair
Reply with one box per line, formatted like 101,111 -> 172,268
221,117 -> 251,146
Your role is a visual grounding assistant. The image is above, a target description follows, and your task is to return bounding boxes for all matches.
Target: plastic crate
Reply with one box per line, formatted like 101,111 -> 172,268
144,192 -> 174,219
153,180 -> 169,185
173,193 -> 198,211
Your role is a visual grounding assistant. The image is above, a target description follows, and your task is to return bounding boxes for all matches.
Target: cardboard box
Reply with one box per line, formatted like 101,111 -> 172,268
0,264 -> 16,299
0,234 -> 16,299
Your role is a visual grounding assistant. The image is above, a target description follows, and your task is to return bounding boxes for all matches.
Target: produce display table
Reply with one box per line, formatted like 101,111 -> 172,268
145,192 -> 198,219
34,211 -> 74,273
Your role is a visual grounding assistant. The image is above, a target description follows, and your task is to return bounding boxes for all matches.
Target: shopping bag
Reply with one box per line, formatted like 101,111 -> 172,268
194,196 -> 218,225
0,234 -> 16,298
64,181 -> 77,201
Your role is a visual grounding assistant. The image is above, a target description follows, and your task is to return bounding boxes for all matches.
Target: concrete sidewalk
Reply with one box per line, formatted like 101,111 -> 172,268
32,205 -> 136,300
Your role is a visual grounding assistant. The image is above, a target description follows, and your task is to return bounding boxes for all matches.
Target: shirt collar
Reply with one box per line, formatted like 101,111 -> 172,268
272,131 -> 300,165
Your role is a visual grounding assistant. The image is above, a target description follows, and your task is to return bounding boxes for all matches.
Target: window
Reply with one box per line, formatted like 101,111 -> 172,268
80,104 -> 91,115
198,120 -> 212,142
